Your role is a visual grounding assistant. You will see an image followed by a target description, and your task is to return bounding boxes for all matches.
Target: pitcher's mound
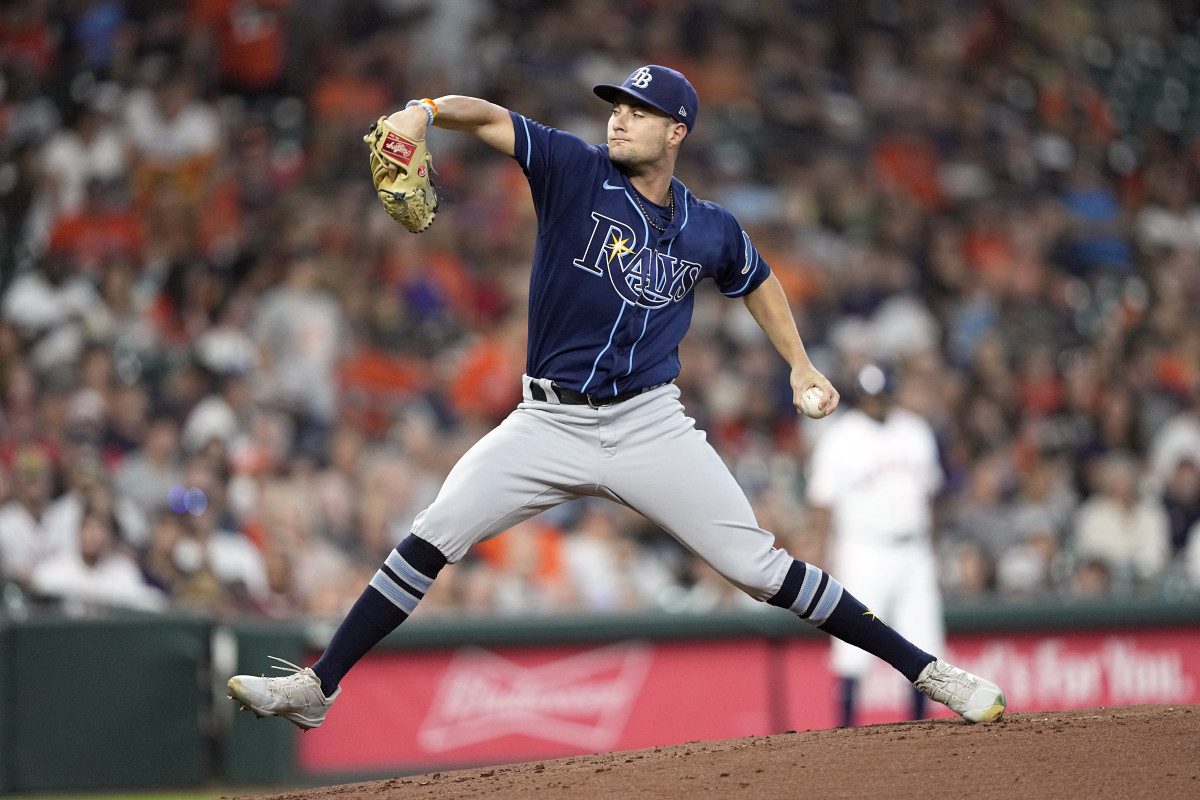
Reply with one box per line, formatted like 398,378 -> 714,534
239,704 -> 1199,800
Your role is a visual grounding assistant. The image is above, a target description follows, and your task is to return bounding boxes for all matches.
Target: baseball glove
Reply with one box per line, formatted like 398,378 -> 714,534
364,116 -> 438,233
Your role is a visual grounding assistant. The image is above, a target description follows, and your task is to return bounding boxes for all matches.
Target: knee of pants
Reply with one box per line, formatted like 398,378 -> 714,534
408,506 -> 487,564
714,551 -> 794,603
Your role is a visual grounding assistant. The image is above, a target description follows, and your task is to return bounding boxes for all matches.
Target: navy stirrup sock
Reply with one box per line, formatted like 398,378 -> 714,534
311,535 -> 447,697
768,559 -> 935,683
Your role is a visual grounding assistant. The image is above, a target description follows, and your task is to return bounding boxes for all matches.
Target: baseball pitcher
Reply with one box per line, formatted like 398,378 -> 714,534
228,66 -> 1005,731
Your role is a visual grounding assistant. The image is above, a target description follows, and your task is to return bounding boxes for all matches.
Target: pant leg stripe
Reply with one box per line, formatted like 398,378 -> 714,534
369,570 -> 421,614
385,549 -> 434,594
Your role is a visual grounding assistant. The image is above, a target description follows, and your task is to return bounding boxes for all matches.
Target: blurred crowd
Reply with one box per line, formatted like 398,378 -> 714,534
2,0 -> 1200,621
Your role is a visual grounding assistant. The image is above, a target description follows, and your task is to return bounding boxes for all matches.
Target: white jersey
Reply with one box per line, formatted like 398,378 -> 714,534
806,407 -> 943,544
806,405 -> 946,680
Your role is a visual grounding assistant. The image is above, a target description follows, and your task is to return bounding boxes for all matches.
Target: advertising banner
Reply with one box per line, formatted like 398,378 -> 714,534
298,626 -> 1200,775
301,638 -> 779,774
821,629 -> 1200,728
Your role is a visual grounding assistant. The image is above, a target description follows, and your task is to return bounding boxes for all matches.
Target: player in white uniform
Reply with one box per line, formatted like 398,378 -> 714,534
807,363 -> 947,726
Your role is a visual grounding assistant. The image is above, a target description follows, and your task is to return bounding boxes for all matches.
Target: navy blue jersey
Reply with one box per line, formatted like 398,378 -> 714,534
510,112 -> 772,398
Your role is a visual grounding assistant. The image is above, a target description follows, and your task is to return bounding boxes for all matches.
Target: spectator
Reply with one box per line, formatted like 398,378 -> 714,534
659,555 -> 760,615
940,540 -> 995,600
29,502 -> 166,614
41,445 -> 148,552
0,445 -> 60,587
1148,396 -> 1200,490
943,451 -> 1021,566
113,414 -> 185,518
140,508 -> 191,600
1068,557 -> 1113,600
310,422 -> 366,550
35,91 -> 130,238
123,70 -> 221,209
169,456 -> 269,613
1133,159 -> 1200,254
43,177 -> 144,277
471,517 -> 572,615
560,501 -> 675,613
1058,161 -> 1132,275
1071,451 -> 1171,593
186,0 -> 293,98
1161,454 -> 1200,558
248,475 -> 354,617
181,369 -> 255,455
1,248 -> 108,375
250,254 -> 349,458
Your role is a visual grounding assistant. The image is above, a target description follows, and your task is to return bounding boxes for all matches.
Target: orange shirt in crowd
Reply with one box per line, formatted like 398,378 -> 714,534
309,68 -> 391,125
189,0 -> 292,92
46,209 -> 145,273
871,134 -> 944,211
473,518 -> 566,587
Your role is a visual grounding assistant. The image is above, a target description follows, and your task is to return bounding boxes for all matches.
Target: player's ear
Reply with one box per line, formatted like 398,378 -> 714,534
668,121 -> 688,147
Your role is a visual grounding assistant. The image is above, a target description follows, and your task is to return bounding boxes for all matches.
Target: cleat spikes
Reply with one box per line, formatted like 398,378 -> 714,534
225,660 -> 340,730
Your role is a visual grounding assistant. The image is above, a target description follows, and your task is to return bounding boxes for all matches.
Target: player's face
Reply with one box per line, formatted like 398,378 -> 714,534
607,100 -> 679,168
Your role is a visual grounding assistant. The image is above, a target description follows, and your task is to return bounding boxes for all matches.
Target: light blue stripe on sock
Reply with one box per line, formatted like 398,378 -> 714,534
791,562 -> 823,616
370,570 -> 420,614
808,578 -> 844,626
386,549 -> 434,593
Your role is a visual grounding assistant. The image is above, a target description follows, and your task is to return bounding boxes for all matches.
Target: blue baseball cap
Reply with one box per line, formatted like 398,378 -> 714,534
593,65 -> 699,132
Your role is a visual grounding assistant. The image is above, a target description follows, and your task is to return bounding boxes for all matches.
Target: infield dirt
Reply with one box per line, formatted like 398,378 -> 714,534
236,704 -> 1197,800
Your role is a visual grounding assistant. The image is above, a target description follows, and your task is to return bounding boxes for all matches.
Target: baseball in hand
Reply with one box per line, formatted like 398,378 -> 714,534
800,386 -> 828,418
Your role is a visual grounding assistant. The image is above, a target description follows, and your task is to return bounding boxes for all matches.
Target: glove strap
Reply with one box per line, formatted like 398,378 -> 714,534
406,98 -> 437,127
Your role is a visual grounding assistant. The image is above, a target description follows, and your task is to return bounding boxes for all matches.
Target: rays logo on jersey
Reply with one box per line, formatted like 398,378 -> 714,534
573,213 -> 700,308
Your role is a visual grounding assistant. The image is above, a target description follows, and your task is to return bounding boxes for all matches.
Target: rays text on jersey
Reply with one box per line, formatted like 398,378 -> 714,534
573,213 -> 700,308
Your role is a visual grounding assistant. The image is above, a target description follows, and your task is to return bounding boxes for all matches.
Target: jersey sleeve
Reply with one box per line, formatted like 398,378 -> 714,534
509,111 -> 604,228
711,210 -> 771,298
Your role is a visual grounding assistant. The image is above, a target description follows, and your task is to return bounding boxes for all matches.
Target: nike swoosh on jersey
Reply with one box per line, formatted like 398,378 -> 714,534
602,179 -> 623,190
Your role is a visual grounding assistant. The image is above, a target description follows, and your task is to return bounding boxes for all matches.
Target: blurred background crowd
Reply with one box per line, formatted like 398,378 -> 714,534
2,0 -> 1200,621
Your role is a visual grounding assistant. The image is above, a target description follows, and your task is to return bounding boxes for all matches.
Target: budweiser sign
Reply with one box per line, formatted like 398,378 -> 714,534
418,643 -> 653,752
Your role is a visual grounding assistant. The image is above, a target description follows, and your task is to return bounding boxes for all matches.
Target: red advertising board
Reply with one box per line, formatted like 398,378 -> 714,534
816,628 -> 1200,727
300,638 -> 780,774
298,627 -> 1200,776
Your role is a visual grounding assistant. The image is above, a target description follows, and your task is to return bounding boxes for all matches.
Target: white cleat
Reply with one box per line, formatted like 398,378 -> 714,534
914,658 -> 1006,723
227,656 -> 341,731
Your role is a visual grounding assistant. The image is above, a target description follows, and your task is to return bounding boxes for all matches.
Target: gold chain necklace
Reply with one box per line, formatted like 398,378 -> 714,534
633,186 -> 674,233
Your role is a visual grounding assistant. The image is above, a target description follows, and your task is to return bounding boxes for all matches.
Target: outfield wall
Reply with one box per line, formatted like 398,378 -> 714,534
1,599 -> 1198,793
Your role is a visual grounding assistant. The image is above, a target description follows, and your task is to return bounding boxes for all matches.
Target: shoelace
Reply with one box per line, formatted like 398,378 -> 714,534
264,656 -> 325,705
921,662 -> 975,706
267,655 -> 306,674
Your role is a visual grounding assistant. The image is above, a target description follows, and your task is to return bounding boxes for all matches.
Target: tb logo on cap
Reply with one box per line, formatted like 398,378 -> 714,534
630,67 -> 654,88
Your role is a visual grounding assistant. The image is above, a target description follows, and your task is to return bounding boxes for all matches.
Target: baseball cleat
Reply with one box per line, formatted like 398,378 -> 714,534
226,656 -> 340,730
913,658 -> 1006,723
